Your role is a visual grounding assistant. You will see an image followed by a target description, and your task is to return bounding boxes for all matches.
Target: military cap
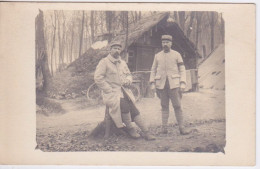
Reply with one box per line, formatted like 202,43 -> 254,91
110,41 -> 122,48
161,35 -> 172,41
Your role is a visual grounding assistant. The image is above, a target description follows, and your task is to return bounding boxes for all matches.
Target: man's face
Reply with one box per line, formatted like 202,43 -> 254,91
110,45 -> 122,59
162,40 -> 172,52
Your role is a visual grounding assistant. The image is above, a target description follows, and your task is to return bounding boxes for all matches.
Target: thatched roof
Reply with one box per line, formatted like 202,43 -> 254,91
111,12 -> 169,50
69,12 -> 169,72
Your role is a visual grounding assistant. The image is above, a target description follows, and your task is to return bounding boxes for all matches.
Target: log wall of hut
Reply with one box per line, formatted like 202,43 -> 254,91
127,17 -> 197,73
125,16 -> 199,97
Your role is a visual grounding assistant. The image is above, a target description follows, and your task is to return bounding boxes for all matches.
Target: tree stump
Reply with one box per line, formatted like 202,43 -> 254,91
88,106 -> 127,139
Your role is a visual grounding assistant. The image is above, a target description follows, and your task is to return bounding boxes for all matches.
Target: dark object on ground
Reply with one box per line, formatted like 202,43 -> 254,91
88,106 -> 127,139
36,92 -> 65,116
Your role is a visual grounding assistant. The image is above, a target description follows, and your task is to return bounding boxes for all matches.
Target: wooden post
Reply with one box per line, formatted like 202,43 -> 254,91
104,106 -> 111,139
203,45 -> 206,59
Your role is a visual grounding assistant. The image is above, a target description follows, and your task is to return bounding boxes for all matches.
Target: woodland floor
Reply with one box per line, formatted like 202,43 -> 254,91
36,89 -> 226,152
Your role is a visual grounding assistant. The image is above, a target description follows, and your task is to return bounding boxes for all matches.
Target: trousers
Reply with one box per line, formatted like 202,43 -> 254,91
156,78 -> 184,127
120,97 -> 140,121
157,78 -> 182,111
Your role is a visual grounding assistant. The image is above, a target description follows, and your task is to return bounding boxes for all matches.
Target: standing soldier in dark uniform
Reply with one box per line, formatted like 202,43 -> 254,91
150,35 -> 191,135
94,41 -> 155,140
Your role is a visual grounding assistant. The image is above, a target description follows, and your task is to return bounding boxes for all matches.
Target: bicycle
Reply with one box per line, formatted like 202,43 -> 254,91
87,82 -> 141,103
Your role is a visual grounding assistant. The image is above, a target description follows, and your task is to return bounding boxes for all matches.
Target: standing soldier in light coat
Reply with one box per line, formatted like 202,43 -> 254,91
94,41 -> 155,140
150,35 -> 191,135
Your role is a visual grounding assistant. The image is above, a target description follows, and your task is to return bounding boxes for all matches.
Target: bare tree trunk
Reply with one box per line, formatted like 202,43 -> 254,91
35,32 -> 39,78
121,11 -> 125,30
138,11 -> 142,20
210,12 -> 215,52
187,12 -> 195,39
94,12 -> 98,39
65,42 -> 68,64
220,13 -> 225,44
203,45 -> 206,58
70,20 -> 75,63
90,11 -> 95,43
79,11 -> 85,58
54,42 -> 57,72
130,11 -> 134,24
61,11 -> 66,66
174,11 -> 179,25
50,11 -> 57,76
36,10 -> 52,92
195,12 -> 202,48
100,12 -> 104,34
57,12 -> 62,71
125,11 -> 129,53
135,11 -> 138,23
178,11 -> 185,31
84,12 -> 88,53
105,11 -> 113,42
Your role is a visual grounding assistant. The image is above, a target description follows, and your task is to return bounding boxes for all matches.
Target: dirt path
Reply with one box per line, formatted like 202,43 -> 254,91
36,89 -> 225,152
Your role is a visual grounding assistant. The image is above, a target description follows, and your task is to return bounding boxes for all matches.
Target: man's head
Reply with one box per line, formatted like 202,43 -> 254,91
110,41 -> 122,59
161,35 -> 172,53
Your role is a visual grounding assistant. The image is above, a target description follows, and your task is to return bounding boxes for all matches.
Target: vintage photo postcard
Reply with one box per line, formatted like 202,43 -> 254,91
0,2 -> 256,166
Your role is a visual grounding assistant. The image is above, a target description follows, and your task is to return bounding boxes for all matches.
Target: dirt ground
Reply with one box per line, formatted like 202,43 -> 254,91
36,89 -> 226,152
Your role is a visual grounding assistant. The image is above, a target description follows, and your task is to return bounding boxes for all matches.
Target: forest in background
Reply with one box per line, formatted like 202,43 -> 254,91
38,10 -> 224,75
35,10 -> 224,101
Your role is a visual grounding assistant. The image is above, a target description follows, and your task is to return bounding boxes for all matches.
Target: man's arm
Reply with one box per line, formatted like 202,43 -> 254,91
177,53 -> 186,85
94,59 -> 113,93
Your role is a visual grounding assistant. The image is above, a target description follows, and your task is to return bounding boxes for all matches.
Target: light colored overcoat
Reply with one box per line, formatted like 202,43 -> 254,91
94,54 -> 135,128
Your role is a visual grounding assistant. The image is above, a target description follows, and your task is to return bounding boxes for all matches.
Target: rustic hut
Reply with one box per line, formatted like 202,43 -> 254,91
98,12 -> 200,95
63,12 -> 200,99
111,13 -> 200,71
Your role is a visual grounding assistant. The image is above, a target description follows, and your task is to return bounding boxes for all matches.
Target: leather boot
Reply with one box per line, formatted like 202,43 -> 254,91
142,131 -> 156,141
174,107 -> 191,135
179,127 -> 191,135
134,115 -> 156,141
121,113 -> 140,138
161,110 -> 169,134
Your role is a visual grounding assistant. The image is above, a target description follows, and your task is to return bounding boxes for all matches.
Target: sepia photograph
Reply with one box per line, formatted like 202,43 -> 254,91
36,10 -> 225,152
0,2 -> 256,166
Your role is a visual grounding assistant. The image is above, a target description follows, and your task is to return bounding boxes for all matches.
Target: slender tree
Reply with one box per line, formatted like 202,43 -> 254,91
61,12 -> 66,65
105,11 -> 113,42
187,12 -> 195,39
70,22 -> 74,63
50,11 -> 57,76
174,11 -> 179,25
36,10 -> 52,92
195,12 -> 203,48
178,11 -> 185,31
220,13 -> 225,44
100,11 -> 104,34
57,11 -> 62,70
138,11 -> 142,20
79,11 -> 85,58
210,12 -> 215,52
90,11 -> 95,43
124,11 -> 129,55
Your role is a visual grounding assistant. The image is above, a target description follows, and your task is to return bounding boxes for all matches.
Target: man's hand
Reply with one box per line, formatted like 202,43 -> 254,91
180,82 -> 186,92
123,79 -> 131,87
